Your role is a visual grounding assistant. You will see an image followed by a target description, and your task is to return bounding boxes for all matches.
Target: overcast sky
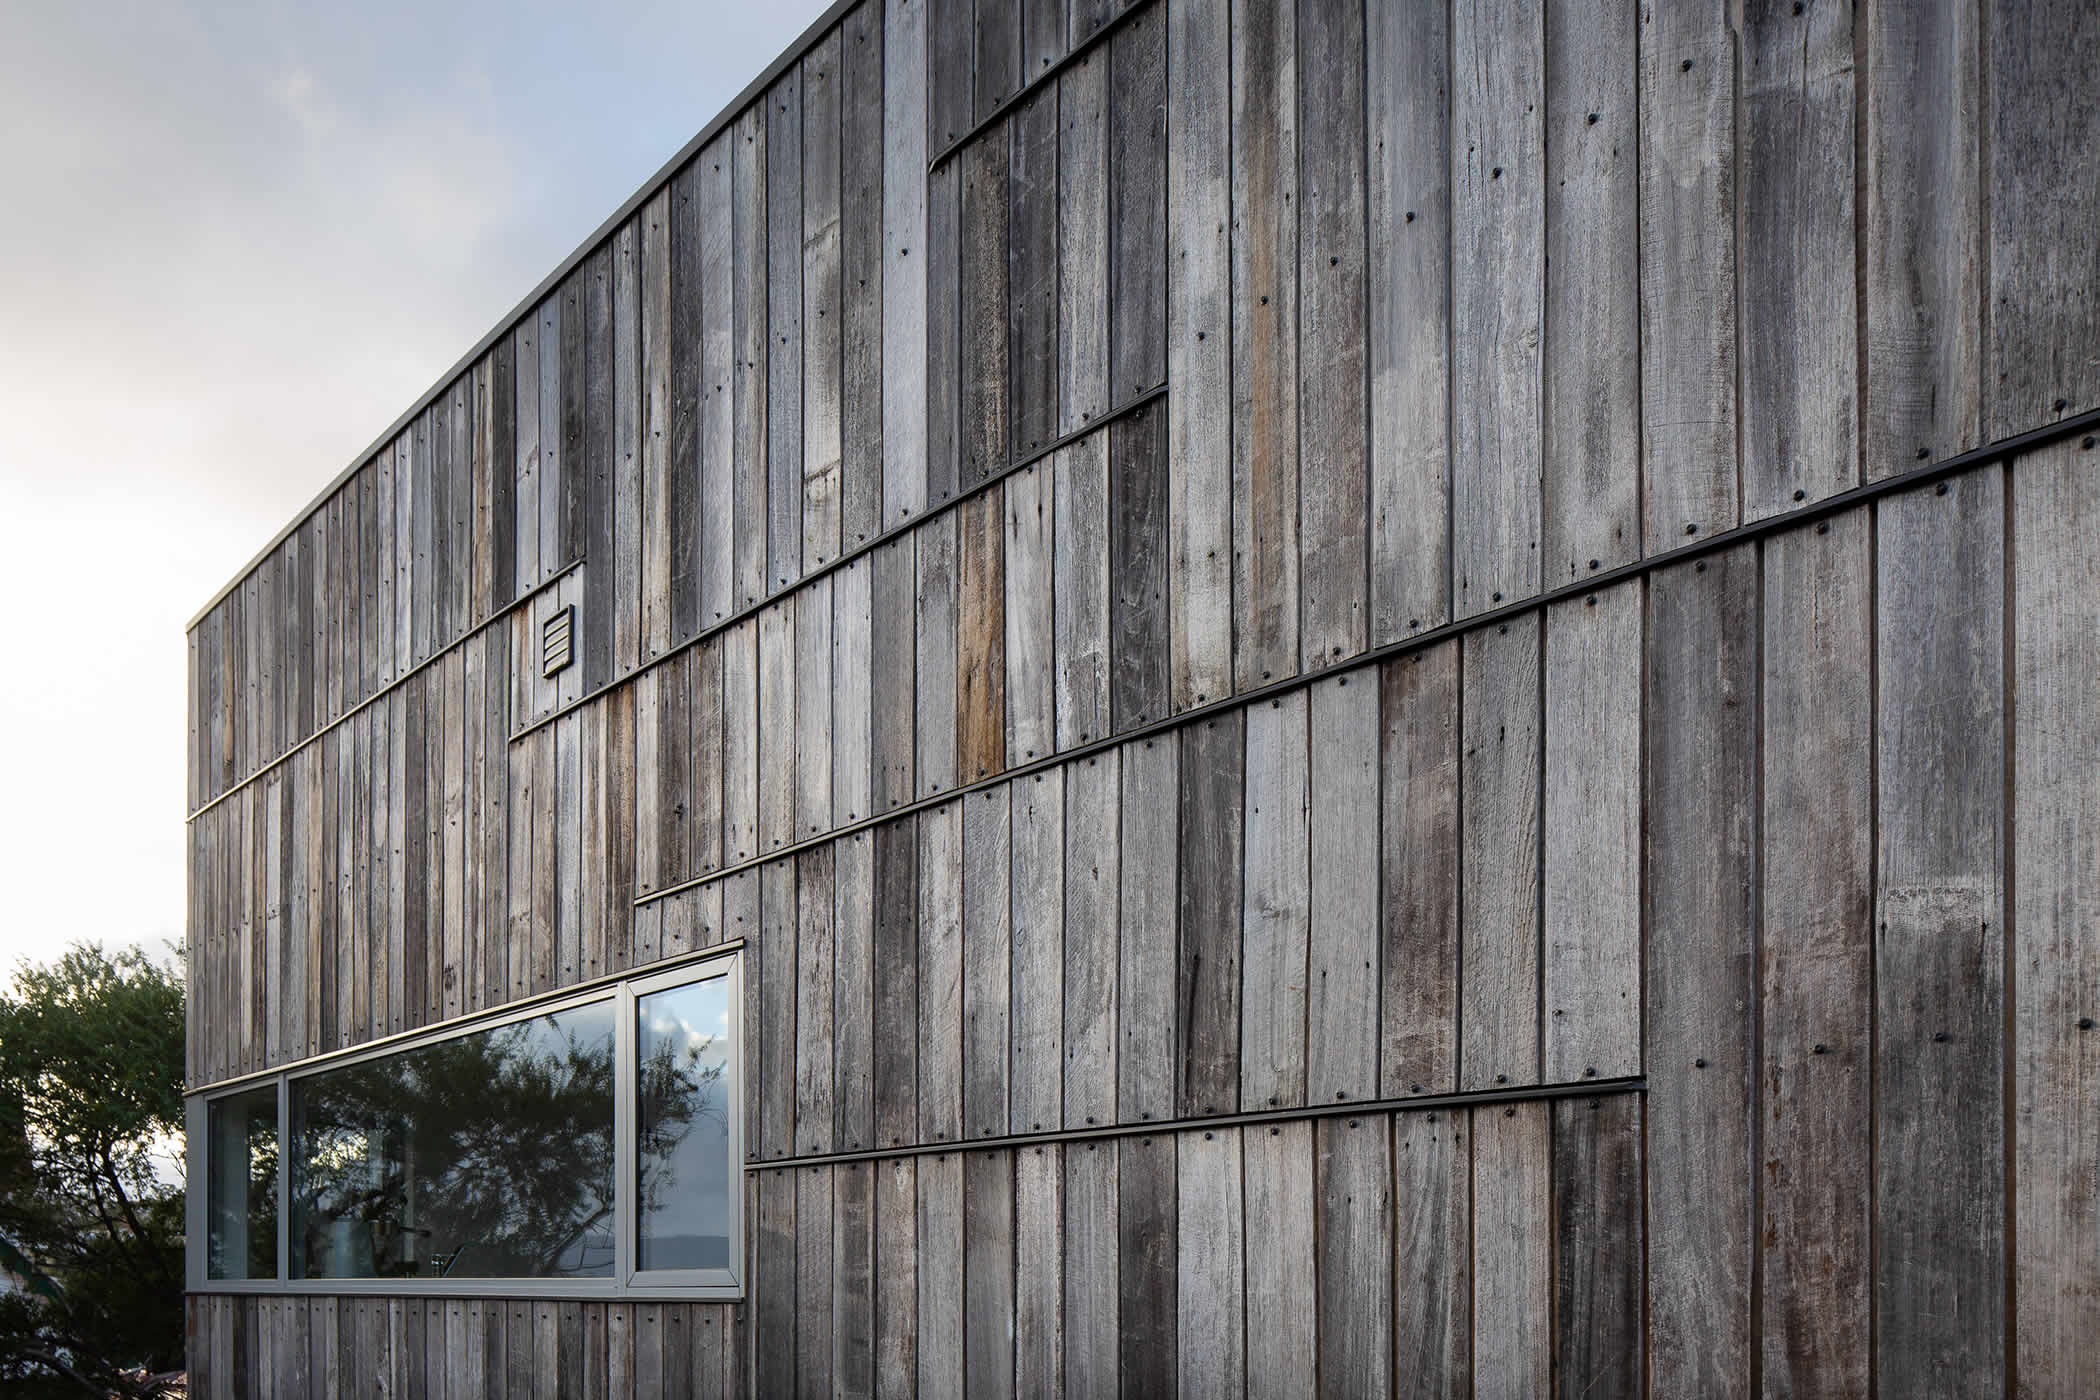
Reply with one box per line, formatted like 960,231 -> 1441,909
0,0 -> 827,979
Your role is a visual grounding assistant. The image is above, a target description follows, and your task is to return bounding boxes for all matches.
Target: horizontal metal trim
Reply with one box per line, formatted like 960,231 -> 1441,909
186,1280 -> 743,1303
186,0 -> 872,632
636,406 -> 2100,911
184,937 -> 744,1100
187,557 -> 584,824
925,0 -> 1159,172
509,381 -> 1169,747
747,1076 -> 1646,1172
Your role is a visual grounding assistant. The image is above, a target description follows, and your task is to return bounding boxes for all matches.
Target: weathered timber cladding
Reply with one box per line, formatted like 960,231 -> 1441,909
188,0 -> 2100,1392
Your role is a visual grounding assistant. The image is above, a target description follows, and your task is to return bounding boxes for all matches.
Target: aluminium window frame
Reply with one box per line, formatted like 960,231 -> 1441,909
184,944 -> 744,1301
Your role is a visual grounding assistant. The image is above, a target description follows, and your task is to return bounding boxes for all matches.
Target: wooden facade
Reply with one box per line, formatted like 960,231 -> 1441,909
184,0 -> 2100,1393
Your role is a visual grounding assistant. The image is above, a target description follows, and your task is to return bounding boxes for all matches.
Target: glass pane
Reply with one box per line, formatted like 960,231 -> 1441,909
206,1086 -> 278,1280
289,1000 -> 615,1280
637,975 -> 734,1272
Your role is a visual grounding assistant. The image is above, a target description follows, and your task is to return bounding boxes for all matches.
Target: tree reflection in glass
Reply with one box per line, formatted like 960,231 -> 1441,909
206,1086 -> 277,1280
289,1001 -> 625,1280
636,976 -> 732,1272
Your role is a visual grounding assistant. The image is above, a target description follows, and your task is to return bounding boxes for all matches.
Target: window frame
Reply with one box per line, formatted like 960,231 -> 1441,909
185,946 -> 744,1301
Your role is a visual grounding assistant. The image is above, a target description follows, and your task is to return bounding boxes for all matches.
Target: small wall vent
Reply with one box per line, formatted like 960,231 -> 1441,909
542,606 -> 575,678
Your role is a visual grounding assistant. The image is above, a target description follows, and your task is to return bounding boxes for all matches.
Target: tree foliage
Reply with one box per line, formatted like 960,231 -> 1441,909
0,941 -> 185,1398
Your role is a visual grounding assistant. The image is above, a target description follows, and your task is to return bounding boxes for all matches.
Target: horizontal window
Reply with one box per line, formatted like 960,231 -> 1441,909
189,950 -> 742,1298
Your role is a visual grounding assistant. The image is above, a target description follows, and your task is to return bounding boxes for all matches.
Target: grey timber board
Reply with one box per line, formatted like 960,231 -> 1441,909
1760,506 -> 1873,1393
1053,437 -> 1110,748
734,105 -> 770,610
974,0 -> 1021,119
871,536 -> 918,812
1637,0 -> 1738,550
1057,51 -> 1109,438
1165,0 -> 1230,713
1379,645 -> 1460,1099
1240,688 -> 1311,1112
1307,672 -> 1378,1103
963,1149 -> 1016,1400
632,199 -> 667,664
1063,750 -> 1119,1128
1109,403 -> 1169,730
1541,0 -> 1638,583
835,1161 -> 876,1398
1360,0 -> 1461,642
2011,437 -> 2100,1393
1023,0 -> 1064,72
756,1168 -> 796,1395
796,845 -> 837,1155
798,1164 -> 836,1397
797,577 -> 836,839
835,831 -> 876,1151
804,30 -> 846,575
1741,0 -> 1857,518
1553,1094 -> 1642,1399
1318,1114 -> 1393,1397
1229,0 -> 1301,693
875,1156 -> 918,1399
957,490 -> 1007,781
919,799 -> 965,1144
1864,0 -> 1981,478
1293,0 -> 1368,667
840,578 -> 875,828
1472,1100 -> 1551,1396
583,246 -> 614,690
1176,709 -> 1243,1118
1989,0 -> 2100,438
918,511 -> 961,798
842,0 -> 885,551
514,318 -> 541,596
882,0 -> 929,529
669,161 -> 701,643
1459,613 -> 1543,1091
1644,545 -> 1757,1395
1063,1138 -> 1117,1396
930,0 -> 972,148
960,132 -> 1011,491
1874,469 -> 2005,1392
760,598 -> 797,854
1118,733 -> 1178,1123
701,134 -> 737,624
1010,767 -> 1065,1134
760,858 -> 799,1160
768,65 -> 806,596
963,784 -> 1013,1139
873,815 -> 920,1149
1107,8 -> 1166,402
1175,1124 -> 1242,1399
1542,582 -> 1641,1082
927,162 -> 963,507
1242,1119 -> 1314,1399
1015,1143 -> 1064,1398
1009,85 -> 1060,460
1451,0 -> 1544,620
917,1152 -> 965,1400
724,617 -> 759,864
1004,461 -> 1054,763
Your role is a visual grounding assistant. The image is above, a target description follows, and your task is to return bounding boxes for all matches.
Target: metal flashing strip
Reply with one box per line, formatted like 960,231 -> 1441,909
633,406 -> 2100,909
750,1075 -> 1647,1172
